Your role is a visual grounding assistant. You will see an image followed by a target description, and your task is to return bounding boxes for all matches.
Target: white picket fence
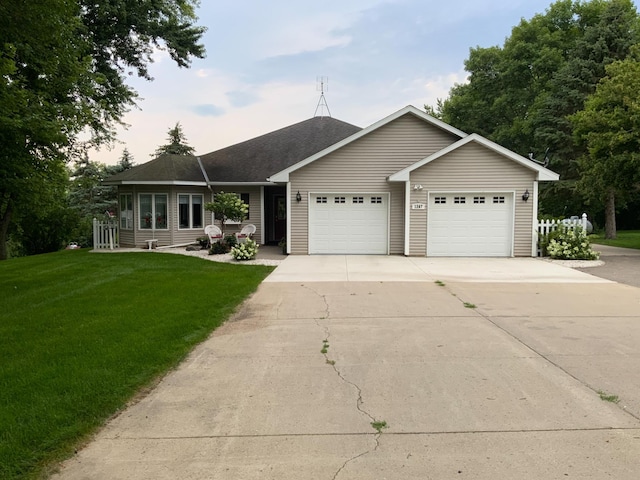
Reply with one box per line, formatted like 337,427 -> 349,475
93,218 -> 119,250
537,213 -> 589,256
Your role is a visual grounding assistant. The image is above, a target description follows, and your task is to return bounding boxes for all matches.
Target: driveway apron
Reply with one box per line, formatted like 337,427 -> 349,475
53,258 -> 640,479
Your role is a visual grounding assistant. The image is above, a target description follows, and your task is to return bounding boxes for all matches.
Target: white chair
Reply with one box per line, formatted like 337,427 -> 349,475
204,224 -> 223,244
235,224 -> 256,243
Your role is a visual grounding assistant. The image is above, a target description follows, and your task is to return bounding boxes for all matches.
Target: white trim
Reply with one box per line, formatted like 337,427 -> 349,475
286,182 -> 291,254
404,181 -> 411,256
260,186 -> 265,245
532,181 -> 539,257
388,133 -> 559,182
207,182 -> 277,186
105,180 -> 207,186
268,105 -> 467,183
176,193 -> 205,230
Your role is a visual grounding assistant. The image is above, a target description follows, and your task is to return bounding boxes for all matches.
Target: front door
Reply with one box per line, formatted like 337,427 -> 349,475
274,195 -> 286,241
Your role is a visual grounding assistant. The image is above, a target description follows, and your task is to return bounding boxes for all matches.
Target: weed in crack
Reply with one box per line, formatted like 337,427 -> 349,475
371,420 -> 388,433
598,390 -> 620,404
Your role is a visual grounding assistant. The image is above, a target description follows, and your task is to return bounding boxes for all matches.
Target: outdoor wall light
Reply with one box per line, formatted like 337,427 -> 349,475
522,189 -> 530,202
296,191 -> 302,202
413,184 -> 423,191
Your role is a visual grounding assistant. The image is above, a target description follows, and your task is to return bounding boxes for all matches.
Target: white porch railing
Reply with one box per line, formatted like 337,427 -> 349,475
93,218 -> 119,250
537,213 -> 588,256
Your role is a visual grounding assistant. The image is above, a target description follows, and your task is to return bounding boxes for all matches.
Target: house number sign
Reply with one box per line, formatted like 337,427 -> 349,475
411,203 -> 426,210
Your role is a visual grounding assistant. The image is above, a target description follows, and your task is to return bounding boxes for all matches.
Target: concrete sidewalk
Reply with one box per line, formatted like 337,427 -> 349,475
53,278 -> 640,479
265,255 -> 611,283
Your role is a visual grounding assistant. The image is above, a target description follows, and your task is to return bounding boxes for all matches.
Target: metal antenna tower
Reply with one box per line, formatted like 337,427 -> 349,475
314,76 -> 331,118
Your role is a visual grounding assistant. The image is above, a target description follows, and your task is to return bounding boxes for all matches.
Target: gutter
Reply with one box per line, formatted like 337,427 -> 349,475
197,156 -> 213,193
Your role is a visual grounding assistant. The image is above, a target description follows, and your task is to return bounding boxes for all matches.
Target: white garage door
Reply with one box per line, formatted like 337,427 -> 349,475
309,194 -> 388,254
427,193 -> 513,257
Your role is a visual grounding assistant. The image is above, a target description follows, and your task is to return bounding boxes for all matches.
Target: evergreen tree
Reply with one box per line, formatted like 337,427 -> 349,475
154,122 -> 196,156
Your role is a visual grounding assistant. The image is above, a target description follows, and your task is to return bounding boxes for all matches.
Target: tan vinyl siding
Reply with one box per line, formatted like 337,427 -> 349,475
409,142 -> 536,257
290,114 -> 460,254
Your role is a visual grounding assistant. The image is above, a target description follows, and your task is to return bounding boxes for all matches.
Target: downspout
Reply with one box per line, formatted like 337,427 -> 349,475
197,157 -> 215,223
404,180 -> 411,256
286,182 -> 291,254
531,180 -> 539,257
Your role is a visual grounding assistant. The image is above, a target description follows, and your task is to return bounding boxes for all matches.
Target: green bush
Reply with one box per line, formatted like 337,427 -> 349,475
209,241 -> 228,255
547,225 -> 599,260
230,239 -> 259,261
224,234 -> 237,248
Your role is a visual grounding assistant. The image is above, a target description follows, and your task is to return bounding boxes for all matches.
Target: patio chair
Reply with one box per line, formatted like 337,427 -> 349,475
235,224 -> 256,244
205,224 -> 223,244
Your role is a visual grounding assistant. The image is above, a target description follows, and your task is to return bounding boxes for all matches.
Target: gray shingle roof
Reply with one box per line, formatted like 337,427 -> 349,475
199,116 -> 361,183
103,116 -> 361,185
103,153 -> 205,184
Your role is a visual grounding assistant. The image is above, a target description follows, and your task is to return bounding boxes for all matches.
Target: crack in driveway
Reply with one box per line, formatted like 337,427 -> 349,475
303,285 -> 382,479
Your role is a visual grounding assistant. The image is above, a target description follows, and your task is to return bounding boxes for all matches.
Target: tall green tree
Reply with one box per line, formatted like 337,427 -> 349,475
0,1 -> 205,259
154,122 -> 196,156
67,150 -> 135,246
570,51 -> 640,238
439,0 -> 640,219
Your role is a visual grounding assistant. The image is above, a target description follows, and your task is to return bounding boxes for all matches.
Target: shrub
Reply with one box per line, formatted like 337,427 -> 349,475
196,236 -> 209,249
224,234 -> 237,248
208,235 -> 238,255
230,239 -> 259,261
209,241 -> 228,255
547,225 -> 599,260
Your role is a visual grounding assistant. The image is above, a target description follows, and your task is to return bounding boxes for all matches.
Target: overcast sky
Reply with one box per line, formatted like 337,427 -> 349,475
91,0 -> 590,166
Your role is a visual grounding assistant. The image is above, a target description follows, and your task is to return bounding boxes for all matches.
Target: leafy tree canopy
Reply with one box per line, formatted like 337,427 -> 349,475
205,193 -> 248,236
0,0 -> 206,259
570,48 -> 640,238
437,0 -> 640,220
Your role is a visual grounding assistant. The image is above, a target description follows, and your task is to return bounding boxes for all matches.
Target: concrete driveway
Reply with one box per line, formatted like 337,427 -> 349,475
53,257 -> 640,479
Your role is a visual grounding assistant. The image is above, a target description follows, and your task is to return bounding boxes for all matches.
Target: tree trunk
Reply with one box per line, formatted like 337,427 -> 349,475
0,200 -> 13,260
604,189 -> 617,240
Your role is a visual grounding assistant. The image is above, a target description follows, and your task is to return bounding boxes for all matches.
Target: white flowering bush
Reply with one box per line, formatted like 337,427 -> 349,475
230,239 -> 259,261
547,225 -> 599,260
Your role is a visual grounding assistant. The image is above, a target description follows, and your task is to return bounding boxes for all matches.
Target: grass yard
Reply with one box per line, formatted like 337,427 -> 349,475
0,250 -> 274,479
590,230 -> 640,250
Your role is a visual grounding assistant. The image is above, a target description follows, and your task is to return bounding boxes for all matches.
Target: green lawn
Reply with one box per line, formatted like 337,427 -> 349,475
0,250 -> 274,479
590,230 -> 640,250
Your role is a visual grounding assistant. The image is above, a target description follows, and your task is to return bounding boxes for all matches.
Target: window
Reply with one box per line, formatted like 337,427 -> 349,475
334,196 -> 346,204
352,196 -> 364,204
371,196 -> 382,204
178,194 -> 203,229
119,194 -> 133,230
316,196 -> 327,204
434,196 -> 446,204
139,194 -> 168,230
473,196 -> 485,204
493,196 -> 505,204
454,196 -> 466,204
240,193 -> 250,220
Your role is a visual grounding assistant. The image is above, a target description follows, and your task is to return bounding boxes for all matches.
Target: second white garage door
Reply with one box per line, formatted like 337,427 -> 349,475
427,192 -> 513,257
309,193 -> 389,254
